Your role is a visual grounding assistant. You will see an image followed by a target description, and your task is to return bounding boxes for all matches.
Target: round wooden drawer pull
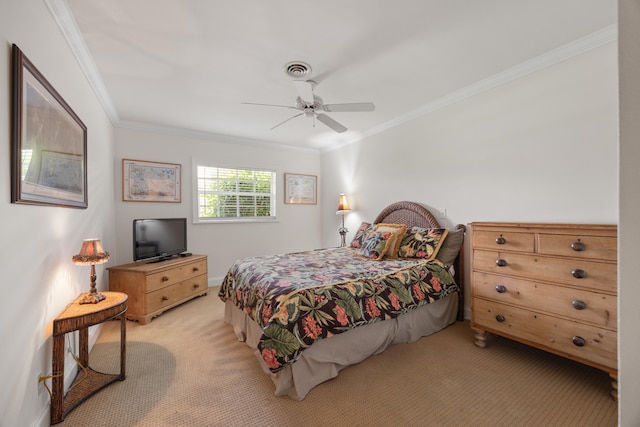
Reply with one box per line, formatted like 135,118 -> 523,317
193,284 -> 200,289
572,336 -> 586,347
571,241 -> 586,251
495,237 -> 506,245
193,267 -> 199,272
495,314 -> 506,322
496,259 -> 507,267
162,296 -> 169,301
571,269 -> 586,279
495,285 -> 507,293
162,276 -> 169,281
572,299 -> 587,310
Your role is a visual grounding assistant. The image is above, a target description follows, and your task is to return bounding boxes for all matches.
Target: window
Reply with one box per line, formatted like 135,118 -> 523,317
195,164 -> 276,222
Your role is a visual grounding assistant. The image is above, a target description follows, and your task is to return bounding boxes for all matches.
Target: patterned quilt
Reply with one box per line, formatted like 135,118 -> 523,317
218,248 -> 459,372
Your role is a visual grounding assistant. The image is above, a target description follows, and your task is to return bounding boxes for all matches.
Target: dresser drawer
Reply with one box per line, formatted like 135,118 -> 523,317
472,298 -> 617,370
146,259 -> 208,292
473,250 -> 616,293
146,273 -> 208,313
472,230 -> 535,253
472,272 -> 617,329
538,233 -> 617,261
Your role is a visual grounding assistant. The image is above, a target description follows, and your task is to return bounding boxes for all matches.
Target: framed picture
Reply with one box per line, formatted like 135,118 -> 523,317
122,159 -> 181,202
284,173 -> 317,204
11,44 -> 88,208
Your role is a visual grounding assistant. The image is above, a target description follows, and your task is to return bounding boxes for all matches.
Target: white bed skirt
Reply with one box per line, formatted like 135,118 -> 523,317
223,292 -> 459,400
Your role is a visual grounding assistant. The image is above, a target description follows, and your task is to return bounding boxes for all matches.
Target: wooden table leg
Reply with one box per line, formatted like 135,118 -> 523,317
120,313 -> 126,379
78,328 -> 89,369
51,334 -> 65,424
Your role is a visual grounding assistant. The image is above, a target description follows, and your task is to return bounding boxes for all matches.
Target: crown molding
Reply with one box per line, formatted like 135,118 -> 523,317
326,24 -> 618,152
45,0 -> 119,124
117,120 -> 321,154
46,0 -> 616,155
46,0 -> 321,154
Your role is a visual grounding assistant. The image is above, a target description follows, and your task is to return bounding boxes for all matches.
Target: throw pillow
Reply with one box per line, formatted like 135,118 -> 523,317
398,227 -> 449,260
375,223 -> 407,258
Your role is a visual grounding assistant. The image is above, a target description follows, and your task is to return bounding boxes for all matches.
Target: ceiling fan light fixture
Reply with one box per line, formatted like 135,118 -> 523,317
284,61 -> 312,79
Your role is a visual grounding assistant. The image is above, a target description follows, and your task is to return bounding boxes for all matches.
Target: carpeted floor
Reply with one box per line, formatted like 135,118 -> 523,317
57,288 -> 617,426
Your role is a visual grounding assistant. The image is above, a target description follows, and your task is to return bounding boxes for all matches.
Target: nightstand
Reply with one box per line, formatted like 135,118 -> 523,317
51,291 -> 127,424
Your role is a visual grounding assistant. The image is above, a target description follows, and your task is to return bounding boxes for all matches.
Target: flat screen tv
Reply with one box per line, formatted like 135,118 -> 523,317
133,218 -> 187,262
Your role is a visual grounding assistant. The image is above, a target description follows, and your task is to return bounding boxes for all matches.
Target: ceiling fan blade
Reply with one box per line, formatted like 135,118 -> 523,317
270,112 -> 303,130
242,102 -> 298,110
322,102 -> 375,112
316,113 -> 347,133
293,80 -> 315,105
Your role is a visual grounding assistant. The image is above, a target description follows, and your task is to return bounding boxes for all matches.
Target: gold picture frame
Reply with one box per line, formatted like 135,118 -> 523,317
284,173 -> 317,204
11,44 -> 88,208
122,159 -> 181,202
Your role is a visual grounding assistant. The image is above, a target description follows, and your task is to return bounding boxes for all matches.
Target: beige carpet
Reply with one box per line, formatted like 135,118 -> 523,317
57,288 -> 617,427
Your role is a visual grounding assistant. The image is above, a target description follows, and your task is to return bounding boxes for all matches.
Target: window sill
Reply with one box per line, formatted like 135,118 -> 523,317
194,218 -> 279,224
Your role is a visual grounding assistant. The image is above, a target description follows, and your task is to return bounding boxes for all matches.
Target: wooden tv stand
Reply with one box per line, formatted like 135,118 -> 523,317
108,254 -> 208,324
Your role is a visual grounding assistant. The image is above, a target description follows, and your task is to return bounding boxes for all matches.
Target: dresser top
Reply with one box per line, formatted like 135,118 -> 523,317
469,222 -> 617,234
107,254 -> 207,273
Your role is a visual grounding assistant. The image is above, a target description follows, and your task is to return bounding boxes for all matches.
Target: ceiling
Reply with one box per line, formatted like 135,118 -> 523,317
54,0 -> 616,151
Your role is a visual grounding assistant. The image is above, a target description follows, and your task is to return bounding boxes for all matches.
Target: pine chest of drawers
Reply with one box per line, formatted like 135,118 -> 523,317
108,254 -> 208,324
469,222 -> 617,399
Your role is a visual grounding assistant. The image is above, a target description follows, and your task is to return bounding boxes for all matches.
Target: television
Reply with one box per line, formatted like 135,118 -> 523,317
133,218 -> 187,262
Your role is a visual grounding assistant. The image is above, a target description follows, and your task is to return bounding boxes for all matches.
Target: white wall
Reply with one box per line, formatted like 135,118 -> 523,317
618,0 -> 640,424
113,126 -> 322,282
321,42 -> 618,319
0,1 -> 116,426
0,2 -> 634,425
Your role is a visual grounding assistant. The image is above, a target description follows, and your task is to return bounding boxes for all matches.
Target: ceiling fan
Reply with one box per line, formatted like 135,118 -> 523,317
242,79 -> 375,133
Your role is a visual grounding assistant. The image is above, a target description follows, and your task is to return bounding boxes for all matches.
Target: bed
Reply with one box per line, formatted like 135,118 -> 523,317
219,201 -> 465,400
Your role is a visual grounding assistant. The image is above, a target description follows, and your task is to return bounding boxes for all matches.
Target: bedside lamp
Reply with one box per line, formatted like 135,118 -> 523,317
72,238 -> 110,304
336,193 -> 351,247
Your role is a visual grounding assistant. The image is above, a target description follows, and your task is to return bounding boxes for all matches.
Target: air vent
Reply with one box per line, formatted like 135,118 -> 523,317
284,61 -> 312,78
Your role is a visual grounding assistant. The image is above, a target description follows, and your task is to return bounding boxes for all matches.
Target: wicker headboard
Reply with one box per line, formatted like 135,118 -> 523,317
374,201 -> 466,321
373,201 -> 441,229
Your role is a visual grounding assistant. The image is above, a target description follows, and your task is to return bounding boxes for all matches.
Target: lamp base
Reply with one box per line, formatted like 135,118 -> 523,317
338,212 -> 349,248
79,292 -> 106,304
339,227 -> 348,248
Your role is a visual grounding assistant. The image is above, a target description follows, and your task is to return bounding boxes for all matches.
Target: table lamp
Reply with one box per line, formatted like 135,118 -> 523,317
336,193 -> 351,247
72,238 -> 110,304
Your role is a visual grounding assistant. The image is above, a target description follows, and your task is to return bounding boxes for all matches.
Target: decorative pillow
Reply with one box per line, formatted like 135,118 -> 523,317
375,223 -> 407,259
350,222 -> 375,249
398,227 -> 449,260
435,228 -> 464,266
353,231 -> 392,260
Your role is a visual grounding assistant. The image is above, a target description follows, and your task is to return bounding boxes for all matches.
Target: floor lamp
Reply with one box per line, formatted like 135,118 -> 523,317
336,193 -> 351,247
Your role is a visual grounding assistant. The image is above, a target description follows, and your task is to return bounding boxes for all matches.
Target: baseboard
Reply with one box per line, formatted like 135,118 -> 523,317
208,276 -> 224,287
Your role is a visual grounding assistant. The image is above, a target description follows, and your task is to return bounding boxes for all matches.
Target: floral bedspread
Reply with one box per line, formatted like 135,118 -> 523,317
218,247 -> 459,373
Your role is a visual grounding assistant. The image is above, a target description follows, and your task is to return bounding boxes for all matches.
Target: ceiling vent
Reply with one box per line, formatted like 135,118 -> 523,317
284,61 -> 312,79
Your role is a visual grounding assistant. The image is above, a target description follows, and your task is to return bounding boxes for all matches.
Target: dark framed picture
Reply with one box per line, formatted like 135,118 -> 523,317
11,44 -> 88,208
284,173 -> 317,204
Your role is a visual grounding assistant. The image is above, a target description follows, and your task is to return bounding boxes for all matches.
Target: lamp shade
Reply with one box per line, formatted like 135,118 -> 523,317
72,238 -> 110,265
337,193 -> 351,212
